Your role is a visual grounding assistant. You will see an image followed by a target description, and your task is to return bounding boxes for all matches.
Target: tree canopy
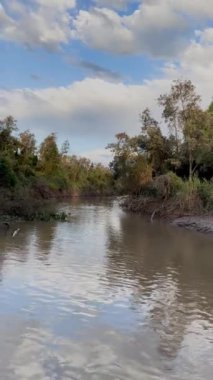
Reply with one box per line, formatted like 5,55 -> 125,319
108,79 -> 213,194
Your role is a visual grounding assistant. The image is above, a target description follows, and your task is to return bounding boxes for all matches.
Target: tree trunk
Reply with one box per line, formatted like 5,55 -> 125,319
189,149 -> 193,181
174,120 -> 179,155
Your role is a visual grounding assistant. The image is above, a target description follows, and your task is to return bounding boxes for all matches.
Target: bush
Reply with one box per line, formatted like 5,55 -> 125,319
139,182 -> 158,197
198,179 -> 213,210
154,172 -> 184,199
174,177 -> 203,213
49,173 -> 69,191
0,157 -> 17,187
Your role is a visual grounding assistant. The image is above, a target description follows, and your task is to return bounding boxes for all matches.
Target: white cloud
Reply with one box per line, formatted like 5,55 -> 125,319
82,148 -> 113,165
0,3 -> 14,29
174,0 -> 213,18
72,8 -> 134,54
0,0 -> 75,49
73,0 -> 213,57
0,0 -> 212,57
37,0 -> 76,10
0,78 -> 162,136
0,78 -> 171,164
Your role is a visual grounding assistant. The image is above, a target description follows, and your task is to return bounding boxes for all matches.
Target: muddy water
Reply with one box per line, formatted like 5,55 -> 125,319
0,199 -> 212,379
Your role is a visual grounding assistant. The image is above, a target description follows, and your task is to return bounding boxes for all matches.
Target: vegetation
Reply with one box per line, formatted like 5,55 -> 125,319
0,119 -> 113,220
1,79 -> 213,221
107,79 -> 213,217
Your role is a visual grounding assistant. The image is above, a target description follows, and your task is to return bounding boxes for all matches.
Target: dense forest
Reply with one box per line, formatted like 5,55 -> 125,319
107,80 -> 213,216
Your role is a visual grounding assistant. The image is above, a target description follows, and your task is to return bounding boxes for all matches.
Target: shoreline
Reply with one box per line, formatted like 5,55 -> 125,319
1,195 -> 213,236
120,196 -> 213,236
171,216 -> 213,235
0,193 -> 116,223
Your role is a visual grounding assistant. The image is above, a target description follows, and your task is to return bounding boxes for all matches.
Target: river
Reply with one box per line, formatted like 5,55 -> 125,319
0,199 -> 212,379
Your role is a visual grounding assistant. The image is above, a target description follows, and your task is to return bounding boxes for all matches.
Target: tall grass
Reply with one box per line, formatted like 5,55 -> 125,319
141,173 -> 213,214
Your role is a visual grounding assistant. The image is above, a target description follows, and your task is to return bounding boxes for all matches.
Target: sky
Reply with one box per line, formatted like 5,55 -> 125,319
0,0 -> 213,164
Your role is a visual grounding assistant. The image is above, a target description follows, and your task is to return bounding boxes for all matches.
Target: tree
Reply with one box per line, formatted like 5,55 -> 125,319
0,116 -> 18,157
61,140 -> 70,156
19,130 -> 37,170
158,79 -> 202,180
140,108 -> 168,174
39,133 -> 60,176
107,131 -> 153,193
107,133 -> 138,183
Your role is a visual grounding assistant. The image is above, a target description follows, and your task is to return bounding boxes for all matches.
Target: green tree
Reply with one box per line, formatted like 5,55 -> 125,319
0,116 -> 18,157
158,79 -> 202,180
39,133 -> 61,176
61,140 -> 70,157
140,108 -> 168,174
18,130 -> 37,173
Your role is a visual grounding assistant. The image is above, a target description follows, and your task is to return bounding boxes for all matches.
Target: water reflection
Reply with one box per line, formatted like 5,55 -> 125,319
0,199 -> 212,379
105,208 -> 213,376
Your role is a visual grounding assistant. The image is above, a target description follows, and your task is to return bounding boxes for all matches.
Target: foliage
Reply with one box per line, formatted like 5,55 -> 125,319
197,180 -> 213,210
108,79 -> 213,212
0,118 -> 114,210
153,172 -> 184,198
0,157 -> 17,187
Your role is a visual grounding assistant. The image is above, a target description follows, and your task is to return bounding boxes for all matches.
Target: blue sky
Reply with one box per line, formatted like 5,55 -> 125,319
0,0 -> 213,162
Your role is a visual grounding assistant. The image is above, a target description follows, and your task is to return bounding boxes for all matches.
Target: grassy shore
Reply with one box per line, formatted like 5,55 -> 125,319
121,173 -> 213,221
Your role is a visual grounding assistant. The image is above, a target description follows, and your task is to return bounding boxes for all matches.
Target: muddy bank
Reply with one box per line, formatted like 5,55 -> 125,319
121,196 -> 213,235
172,216 -> 213,235
120,196 -> 198,220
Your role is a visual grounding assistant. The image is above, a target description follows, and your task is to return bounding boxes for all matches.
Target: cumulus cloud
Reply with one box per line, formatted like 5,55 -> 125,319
0,78 -> 159,137
0,0 -> 75,49
73,0 -> 213,57
0,0 -> 213,57
174,0 -> 213,18
72,8 -> 134,54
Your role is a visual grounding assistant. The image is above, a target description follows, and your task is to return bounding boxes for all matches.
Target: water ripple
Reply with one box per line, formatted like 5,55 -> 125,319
0,199 -> 212,379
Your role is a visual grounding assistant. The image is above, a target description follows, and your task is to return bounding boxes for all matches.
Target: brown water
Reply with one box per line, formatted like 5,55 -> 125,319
0,199 -> 213,380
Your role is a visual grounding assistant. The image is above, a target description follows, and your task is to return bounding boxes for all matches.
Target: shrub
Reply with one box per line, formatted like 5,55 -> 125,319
198,179 -> 213,210
154,172 -> 184,199
174,177 -> 203,213
0,157 -> 17,187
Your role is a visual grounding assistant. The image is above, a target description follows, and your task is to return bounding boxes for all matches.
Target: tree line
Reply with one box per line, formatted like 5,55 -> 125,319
0,118 -> 113,197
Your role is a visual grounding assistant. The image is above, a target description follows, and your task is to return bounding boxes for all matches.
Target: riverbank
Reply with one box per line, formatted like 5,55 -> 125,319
121,195 -> 213,235
171,216 -> 213,234
0,185 -> 116,222
121,195 -> 203,219
0,187 -> 71,222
